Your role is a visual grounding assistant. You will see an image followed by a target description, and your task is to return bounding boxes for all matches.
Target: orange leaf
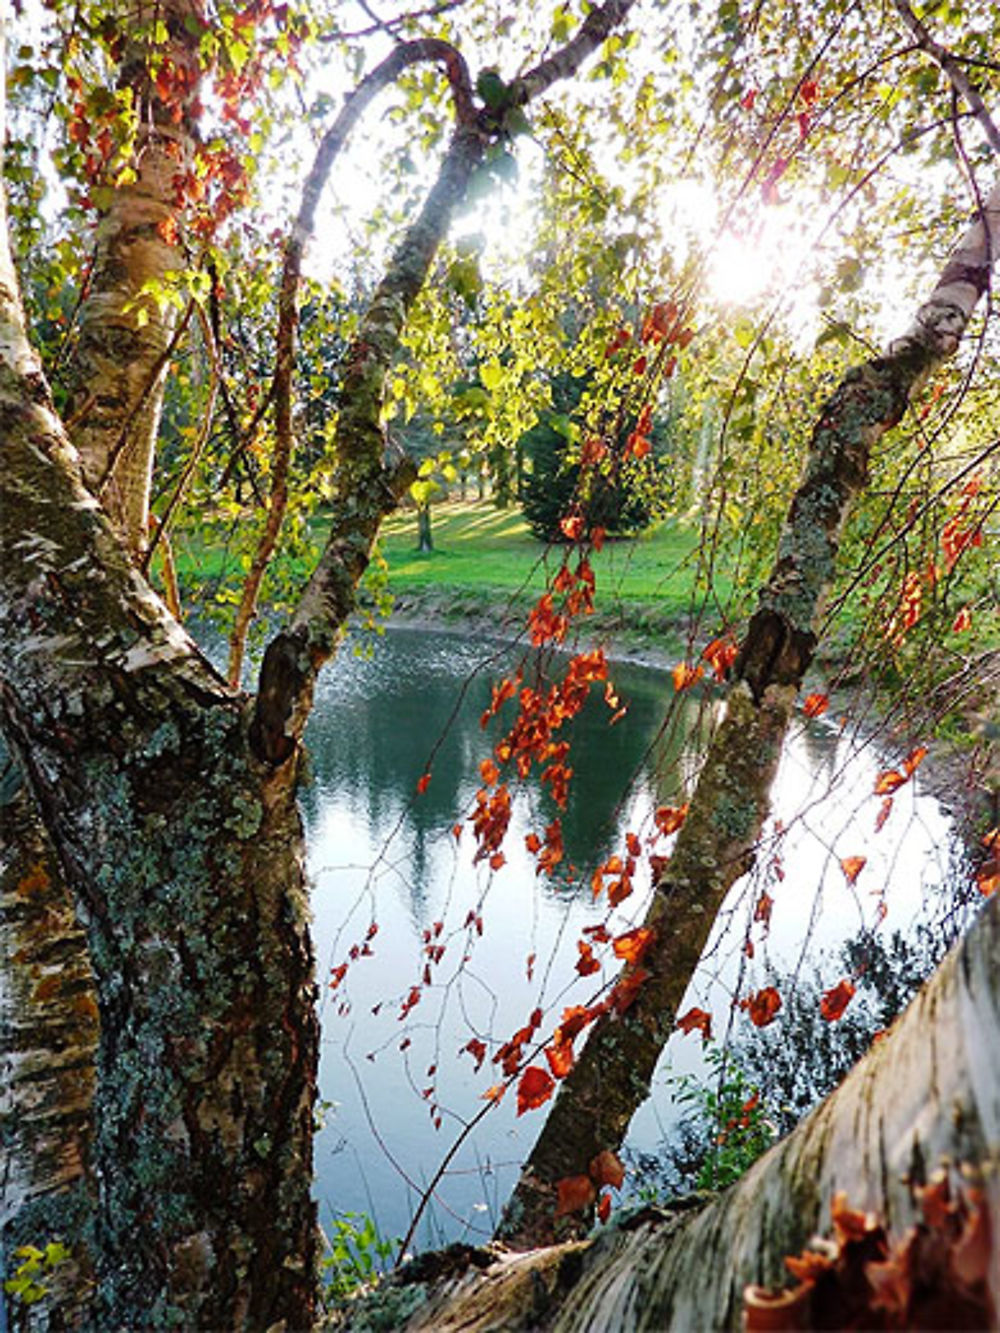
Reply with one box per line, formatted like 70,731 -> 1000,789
839,856 -> 866,886
676,1006 -> 712,1042
516,1065 -> 555,1116
554,1174 -> 596,1217
575,940 -> 600,976
873,768 -> 907,796
609,966 -> 649,1015
524,831 -> 542,854
480,757 -> 500,786
545,1041 -> 574,1080
874,797 -> 894,832
744,986 -> 782,1028
589,1149 -> 625,1188
902,744 -> 928,778
560,514 -> 584,541
597,1192 -> 612,1224
654,803 -> 689,836
416,772 -> 431,794
702,636 -> 739,682
481,1083 -> 505,1103
819,978 -> 856,1022
802,692 -> 829,718
612,926 -> 654,965
952,605 -> 973,633
489,851 -> 506,871
463,1038 -> 487,1070
753,891 -> 773,926
672,662 -> 704,692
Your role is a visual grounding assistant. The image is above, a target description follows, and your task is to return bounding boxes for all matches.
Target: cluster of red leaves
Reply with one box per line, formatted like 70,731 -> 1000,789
941,473 -> 985,573
555,1147 -> 627,1223
328,921 -> 379,996
469,783 -> 512,870
703,635 -> 739,682
744,1177 -> 994,1331
474,645 -> 612,876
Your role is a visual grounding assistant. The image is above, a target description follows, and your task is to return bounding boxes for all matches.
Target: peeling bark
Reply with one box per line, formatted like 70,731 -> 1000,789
62,0 -> 203,558
497,176 -> 1000,1248
337,893 -> 1000,1332
2,145 -> 318,1333
1,767 -> 97,1332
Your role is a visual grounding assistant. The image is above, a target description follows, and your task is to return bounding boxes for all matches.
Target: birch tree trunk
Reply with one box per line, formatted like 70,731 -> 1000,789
497,176 -> 1000,1248
337,891 -> 1000,1332
62,0 -> 203,559
1,766 -> 98,1331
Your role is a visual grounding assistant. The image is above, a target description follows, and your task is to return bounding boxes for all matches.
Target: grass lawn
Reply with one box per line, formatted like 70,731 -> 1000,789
380,501 -> 721,623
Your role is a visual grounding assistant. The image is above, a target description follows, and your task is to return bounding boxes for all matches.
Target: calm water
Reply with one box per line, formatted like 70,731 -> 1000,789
302,626 -> 959,1252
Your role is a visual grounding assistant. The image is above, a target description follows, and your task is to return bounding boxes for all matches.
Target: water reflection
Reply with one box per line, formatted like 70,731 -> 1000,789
303,627 -> 963,1253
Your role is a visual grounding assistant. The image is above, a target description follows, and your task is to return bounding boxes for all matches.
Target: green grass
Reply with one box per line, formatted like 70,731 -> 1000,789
379,500 -> 720,621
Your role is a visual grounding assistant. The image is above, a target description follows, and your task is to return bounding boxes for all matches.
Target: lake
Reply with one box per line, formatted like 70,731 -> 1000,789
302,624 -> 964,1255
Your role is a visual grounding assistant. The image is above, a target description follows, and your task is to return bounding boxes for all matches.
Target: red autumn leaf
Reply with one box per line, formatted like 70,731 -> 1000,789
516,1065 -> 555,1116
672,662 -> 704,692
589,1149 -> 625,1189
480,756 -> 500,786
632,355 -> 648,376
555,1004 -> 594,1044
524,832 -> 542,854
754,891 -> 773,926
489,851 -> 506,871
874,768 -> 907,796
874,796 -> 894,832
554,1174 -> 596,1217
625,831 -> 641,858
481,1083 -> 505,1103
745,986 -> 782,1028
463,1037 -> 487,1070
654,803 -> 689,836
560,513 -> 584,541
676,1006 -> 712,1042
597,1192 -> 612,1223
820,978 -> 856,1022
330,962 -> 348,990
952,606 -> 973,633
740,87 -> 757,110
575,939 -> 600,976
612,926 -> 654,965
839,855 -> 867,886
800,78 -> 819,107
545,1041 -> 574,1079
902,745 -> 928,778
416,772 -> 431,794
802,692 -> 829,718
702,636 -> 738,682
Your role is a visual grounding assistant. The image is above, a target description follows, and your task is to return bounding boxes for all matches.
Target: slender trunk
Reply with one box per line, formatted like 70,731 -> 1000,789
379,892 -> 1000,1332
418,504 -> 434,552
497,176 -> 1000,1249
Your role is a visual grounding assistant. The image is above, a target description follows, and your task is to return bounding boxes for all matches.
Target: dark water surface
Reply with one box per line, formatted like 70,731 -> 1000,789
302,626 -> 957,1253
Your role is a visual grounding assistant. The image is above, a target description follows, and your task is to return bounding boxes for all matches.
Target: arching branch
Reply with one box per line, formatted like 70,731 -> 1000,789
227,39 -> 475,685
248,0 -> 638,763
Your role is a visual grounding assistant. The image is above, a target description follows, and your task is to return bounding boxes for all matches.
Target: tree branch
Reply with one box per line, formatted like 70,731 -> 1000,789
892,0 -> 1000,155
248,0 -> 638,764
227,39 -> 475,686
